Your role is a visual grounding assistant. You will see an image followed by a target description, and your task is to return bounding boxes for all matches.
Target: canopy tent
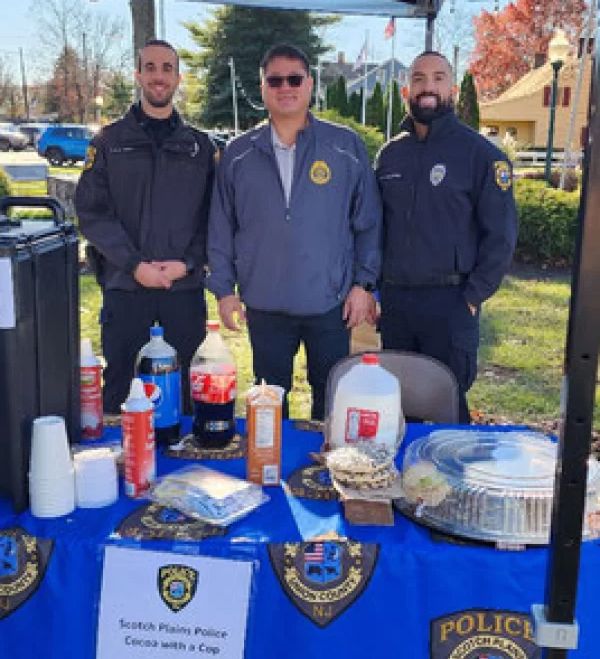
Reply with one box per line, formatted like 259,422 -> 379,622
180,2 -> 600,657
181,0 -> 443,18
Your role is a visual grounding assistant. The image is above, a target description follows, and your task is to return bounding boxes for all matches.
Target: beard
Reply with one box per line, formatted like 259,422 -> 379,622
143,88 -> 175,109
409,93 -> 453,125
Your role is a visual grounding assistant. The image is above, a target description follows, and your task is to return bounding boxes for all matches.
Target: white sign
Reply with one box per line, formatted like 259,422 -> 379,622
97,546 -> 253,659
0,258 -> 16,329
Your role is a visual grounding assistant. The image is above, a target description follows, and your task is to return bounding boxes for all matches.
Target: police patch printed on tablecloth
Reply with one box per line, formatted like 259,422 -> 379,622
158,564 -> 198,613
494,161 -> 512,191
83,145 -> 96,171
286,464 -> 338,501
430,163 -> 447,186
0,527 -> 53,620
310,160 -> 331,185
430,609 -> 540,659
115,503 -> 227,541
268,540 -> 378,627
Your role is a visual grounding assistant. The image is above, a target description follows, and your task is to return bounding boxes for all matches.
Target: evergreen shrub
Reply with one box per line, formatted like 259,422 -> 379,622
514,179 -> 579,265
316,109 -> 385,163
0,169 -> 11,199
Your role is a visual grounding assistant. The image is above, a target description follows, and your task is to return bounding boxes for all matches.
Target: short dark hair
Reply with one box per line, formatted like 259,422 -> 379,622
137,39 -> 179,73
410,50 -> 453,75
260,44 -> 310,76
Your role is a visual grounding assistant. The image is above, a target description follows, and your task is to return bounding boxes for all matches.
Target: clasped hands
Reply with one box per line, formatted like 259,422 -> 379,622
133,260 -> 187,288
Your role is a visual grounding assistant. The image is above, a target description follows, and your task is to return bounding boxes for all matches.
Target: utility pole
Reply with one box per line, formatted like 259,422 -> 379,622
386,31 -> 395,140
19,48 -> 29,121
229,57 -> 239,135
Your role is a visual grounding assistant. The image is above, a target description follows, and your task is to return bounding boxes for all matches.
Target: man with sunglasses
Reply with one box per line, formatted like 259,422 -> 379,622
375,51 -> 517,423
208,43 -> 381,421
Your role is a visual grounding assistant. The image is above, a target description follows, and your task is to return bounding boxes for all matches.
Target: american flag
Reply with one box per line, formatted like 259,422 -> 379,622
304,543 -> 324,562
384,17 -> 396,40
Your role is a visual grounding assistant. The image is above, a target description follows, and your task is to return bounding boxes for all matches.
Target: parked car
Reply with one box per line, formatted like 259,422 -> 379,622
18,122 -> 50,148
37,124 -> 93,166
0,123 -> 29,151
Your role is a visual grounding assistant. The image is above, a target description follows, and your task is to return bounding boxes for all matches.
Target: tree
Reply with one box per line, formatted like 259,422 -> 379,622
457,71 -> 479,131
0,59 -> 18,120
130,0 -> 155,65
328,76 -> 349,116
32,0 -> 128,121
348,90 -> 362,123
366,81 -> 385,132
470,0 -> 586,100
383,80 -> 405,137
103,72 -> 134,121
180,7 -> 336,129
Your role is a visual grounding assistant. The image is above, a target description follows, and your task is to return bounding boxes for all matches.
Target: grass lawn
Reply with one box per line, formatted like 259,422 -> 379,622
80,269 -> 599,430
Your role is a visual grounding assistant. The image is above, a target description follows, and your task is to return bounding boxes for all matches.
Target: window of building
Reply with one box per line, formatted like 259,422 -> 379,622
543,86 -> 551,107
563,86 -> 571,107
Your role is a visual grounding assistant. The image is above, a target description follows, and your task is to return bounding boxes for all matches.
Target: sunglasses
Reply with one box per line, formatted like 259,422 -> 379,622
265,74 -> 306,89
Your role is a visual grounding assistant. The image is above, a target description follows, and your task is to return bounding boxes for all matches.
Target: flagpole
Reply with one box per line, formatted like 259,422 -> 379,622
361,30 -> 368,125
386,24 -> 395,140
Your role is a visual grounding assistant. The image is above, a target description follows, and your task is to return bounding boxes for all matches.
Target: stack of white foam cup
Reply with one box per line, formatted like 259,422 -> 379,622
73,448 -> 118,508
29,415 -> 75,518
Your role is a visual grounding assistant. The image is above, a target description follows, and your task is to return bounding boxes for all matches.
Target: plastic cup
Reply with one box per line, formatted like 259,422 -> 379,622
29,415 -> 72,479
29,468 -> 75,518
74,449 -> 118,508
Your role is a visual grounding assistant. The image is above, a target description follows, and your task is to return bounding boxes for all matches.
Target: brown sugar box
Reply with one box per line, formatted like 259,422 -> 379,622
246,382 -> 284,485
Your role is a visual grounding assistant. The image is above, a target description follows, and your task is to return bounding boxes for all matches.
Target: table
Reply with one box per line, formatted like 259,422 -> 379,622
1,421 -> 598,658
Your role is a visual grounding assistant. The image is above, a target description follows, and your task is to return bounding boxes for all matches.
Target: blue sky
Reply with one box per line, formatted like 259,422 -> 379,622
0,0 -> 503,82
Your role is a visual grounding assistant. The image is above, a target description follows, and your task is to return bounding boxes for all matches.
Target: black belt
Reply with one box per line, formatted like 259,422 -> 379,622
383,274 -> 467,288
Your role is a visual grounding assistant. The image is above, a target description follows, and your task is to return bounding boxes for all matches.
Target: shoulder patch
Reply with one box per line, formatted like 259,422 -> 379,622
494,160 -> 512,191
0,527 -> 53,619
83,145 -> 96,171
268,539 -> 379,627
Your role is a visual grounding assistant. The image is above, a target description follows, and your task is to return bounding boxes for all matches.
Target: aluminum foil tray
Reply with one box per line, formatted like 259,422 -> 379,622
394,430 -> 600,546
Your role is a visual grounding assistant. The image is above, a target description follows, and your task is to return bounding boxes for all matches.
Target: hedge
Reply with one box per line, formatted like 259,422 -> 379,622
513,179 -> 580,266
0,169 -> 11,199
315,109 -> 385,163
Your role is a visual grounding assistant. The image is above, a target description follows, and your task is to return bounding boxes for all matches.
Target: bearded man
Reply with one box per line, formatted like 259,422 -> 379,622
76,39 -> 215,415
375,51 -> 518,423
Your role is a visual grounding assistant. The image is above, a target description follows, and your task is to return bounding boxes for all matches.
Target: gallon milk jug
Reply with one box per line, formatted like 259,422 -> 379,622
329,353 -> 402,452
135,324 -> 181,445
190,321 -> 237,448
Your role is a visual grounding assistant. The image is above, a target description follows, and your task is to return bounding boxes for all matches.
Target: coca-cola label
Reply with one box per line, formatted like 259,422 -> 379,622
190,366 -> 236,404
344,408 -> 379,443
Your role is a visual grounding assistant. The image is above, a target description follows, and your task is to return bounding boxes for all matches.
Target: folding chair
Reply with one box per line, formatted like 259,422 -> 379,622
325,350 -> 460,425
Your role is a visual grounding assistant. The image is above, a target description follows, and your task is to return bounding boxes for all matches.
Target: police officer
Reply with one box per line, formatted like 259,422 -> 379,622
75,39 -> 215,414
208,44 -> 381,420
376,51 -> 517,423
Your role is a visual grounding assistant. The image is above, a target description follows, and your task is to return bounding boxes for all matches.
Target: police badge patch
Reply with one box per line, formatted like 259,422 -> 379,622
494,161 -> 512,191
158,564 -> 198,613
430,163 -> 447,186
0,527 -> 53,620
268,540 -> 378,627
116,503 -> 227,541
83,145 -> 96,171
309,160 -> 331,185
286,464 -> 338,501
430,609 -> 540,659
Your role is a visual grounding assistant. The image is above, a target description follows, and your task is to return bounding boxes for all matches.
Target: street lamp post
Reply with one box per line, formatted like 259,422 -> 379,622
544,29 -> 570,184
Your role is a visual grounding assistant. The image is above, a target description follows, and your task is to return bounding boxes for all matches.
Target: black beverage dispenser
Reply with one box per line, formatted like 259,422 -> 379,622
0,196 -> 79,512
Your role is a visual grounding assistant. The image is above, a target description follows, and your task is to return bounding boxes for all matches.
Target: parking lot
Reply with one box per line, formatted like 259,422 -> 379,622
0,150 -> 48,166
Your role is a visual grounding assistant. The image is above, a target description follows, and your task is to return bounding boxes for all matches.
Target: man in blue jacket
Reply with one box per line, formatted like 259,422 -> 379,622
376,51 -> 518,423
208,44 -> 381,420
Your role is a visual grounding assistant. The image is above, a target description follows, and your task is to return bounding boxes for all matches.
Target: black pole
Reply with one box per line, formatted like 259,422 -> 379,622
541,21 -> 600,659
544,61 -> 562,184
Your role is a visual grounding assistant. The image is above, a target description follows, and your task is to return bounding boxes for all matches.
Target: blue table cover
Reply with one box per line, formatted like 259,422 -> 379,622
0,421 -> 598,659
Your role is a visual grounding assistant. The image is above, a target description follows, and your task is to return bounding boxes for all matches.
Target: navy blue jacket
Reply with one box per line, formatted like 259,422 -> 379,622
375,112 -> 517,307
207,114 -> 382,315
75,105 -> 215,291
